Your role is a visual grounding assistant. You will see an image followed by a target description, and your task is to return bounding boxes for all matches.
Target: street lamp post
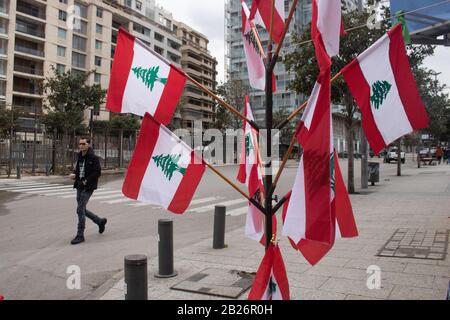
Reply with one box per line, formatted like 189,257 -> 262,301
89,107 -> 94,143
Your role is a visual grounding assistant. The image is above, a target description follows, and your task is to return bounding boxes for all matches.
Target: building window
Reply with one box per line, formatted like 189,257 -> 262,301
56,64 -> 65,74
95,40 -> 102,50
73,20 -> 87,35
57,46 -> 66,57
95,56 -> 101,67
72,35 -> 87,52
58,28 -> 67,39
72,52 -> 86,69
59,10 -> 67,21
125,0 -> 132,8
154,46 -> 163,55
154,32 -> 164,42
96,23 -> 103,34
59,0 -> 68,4
96,7 -> 103,18
74,2 -> 88,19
136,1 -> 142,10
94,73 -> 101,83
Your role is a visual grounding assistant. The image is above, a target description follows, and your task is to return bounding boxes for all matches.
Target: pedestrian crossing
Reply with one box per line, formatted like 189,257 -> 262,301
0,181 -> 251,216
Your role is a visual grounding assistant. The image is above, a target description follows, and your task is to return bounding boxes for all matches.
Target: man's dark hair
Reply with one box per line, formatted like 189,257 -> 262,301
79,137 -> 91,144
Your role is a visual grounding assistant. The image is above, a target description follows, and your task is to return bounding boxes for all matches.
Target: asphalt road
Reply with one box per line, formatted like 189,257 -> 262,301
0,156 -> 408,299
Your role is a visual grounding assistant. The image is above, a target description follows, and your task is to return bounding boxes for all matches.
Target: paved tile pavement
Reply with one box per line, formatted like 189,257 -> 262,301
96,162 -> 450,300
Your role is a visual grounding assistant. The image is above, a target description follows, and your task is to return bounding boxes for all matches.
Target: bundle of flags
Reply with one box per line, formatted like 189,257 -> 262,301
105,0 -> 430,302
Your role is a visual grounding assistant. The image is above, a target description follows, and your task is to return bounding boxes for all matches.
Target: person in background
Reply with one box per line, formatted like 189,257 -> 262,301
436,146 -> 444,165
69,137 -> 107,245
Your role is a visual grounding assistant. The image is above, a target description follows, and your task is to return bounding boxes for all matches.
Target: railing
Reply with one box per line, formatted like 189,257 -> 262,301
13,85 -> 41,95
15,45 -> 44,57
16,3 -> 46,19
14,64 -> 44,75
16,22 -> 45,38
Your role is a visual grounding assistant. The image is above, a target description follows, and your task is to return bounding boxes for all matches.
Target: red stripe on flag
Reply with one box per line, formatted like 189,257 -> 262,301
311,0 -> 331,72
248,245 -> 273,300
342,61 -> 386,155
154,66 -> 186,125
122,113 -> 160,200
106,29 -> 134,113
250,0 -> 285,44
272,246 -> 290,300
167,152 -> 205,214
388,25 -> 429,130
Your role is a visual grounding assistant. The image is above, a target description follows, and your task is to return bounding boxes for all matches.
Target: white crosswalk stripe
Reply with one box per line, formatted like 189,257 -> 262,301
91,192 -> 123,200
102,198 -> 136,205
5,184 -> 67,192
0,182 -> 50,189
189,198 -> 248,213
24,185 -> 74,194
226,206 -> 248,216
0,183 -> 53,191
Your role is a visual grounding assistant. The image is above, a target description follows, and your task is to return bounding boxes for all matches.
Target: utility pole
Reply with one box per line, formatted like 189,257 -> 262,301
8,105 -> 13,178
397,138 -> 402,176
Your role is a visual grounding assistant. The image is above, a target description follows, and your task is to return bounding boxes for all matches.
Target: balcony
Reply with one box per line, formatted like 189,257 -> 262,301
13,76 -> 42,95
15,44 -> 44,57
16,1 -> 45,20
14,64 -> 44,76
16,20 -> 45,38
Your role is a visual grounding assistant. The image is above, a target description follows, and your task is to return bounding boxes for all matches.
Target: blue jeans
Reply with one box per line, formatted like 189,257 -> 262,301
76,188 -> 100,236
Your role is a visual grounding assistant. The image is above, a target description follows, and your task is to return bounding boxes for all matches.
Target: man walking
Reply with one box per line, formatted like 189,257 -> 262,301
70,137 -> 107,245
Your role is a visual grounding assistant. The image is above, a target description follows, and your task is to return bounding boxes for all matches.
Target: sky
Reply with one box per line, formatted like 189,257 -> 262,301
156,0 -> 450,93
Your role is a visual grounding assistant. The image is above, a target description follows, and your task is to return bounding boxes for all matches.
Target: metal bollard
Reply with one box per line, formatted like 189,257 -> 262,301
155,219 -> 177,278
213,205 -> 226,249
124,254 -> 148,300
16,165 -> 21,179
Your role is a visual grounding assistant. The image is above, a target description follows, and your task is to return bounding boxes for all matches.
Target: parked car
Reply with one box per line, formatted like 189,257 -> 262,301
384,147 -> 405,163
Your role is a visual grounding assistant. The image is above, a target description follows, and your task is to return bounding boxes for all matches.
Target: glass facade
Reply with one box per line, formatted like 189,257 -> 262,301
225,0 -> 313,124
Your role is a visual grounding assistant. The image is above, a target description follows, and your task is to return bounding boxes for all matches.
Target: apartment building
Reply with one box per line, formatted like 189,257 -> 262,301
175,21 -> 218,132
0,0 -> 185,138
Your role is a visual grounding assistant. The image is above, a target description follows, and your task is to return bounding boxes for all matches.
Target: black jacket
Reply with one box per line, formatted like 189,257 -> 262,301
73,147 -> 101,192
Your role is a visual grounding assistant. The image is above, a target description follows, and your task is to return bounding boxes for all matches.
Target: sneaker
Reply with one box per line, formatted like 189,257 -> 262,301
71,235 -> 85,245
98,218 -> 107,234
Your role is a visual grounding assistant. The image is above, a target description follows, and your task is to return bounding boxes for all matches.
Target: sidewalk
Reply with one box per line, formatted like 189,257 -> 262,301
98,162 -> 450,300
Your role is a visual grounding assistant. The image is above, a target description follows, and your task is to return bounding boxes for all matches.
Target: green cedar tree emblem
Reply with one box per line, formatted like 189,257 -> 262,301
330,152 -> 335,192
245,133 -> 253,157
268,277 -> 277,295
370,80 -> 392,110
152,154 -> 187,181
132,66 -> 167,91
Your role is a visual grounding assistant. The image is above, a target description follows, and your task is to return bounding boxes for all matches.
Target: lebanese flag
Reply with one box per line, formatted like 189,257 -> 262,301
122,113 -> 205,214
249,0 -> 285,44
342,24 -> 429,155
281,148 -> 358,265
248,244 -> 290,300
237,96 -> 265,242
282,70 -> 333,250
311,0 -> 342,71
106,28 -> 186,125
242,1 -> 276,92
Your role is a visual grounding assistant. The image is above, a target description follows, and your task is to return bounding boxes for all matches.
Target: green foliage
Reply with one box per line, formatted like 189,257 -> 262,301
215,79 -> 250,130
152,153 -> 187,181
132,66 -> 167,91
0,106 -> 25,138
370,80 -> 392,110
42,67 -> 106,135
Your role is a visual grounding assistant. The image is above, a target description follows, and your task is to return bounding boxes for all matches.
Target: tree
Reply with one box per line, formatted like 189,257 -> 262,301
215,79 -> 250,131
42,67 -> 107,173
0,106 -> 25,138
284,6 -> 434,193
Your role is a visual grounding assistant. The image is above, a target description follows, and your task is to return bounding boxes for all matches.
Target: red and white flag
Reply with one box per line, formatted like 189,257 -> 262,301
106,29 -> 186,125
242,0 -> 276,91
248,244 -> 290,300
311,0 -> 342,71
122,113 -> 205,214
342,24 -> 429,155
249,0 -> 285,44
281,70 -> 358,265
237,97 -> 266,243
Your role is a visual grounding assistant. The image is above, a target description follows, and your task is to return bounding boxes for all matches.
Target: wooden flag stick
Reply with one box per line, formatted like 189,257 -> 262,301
185,74 -> 260,131
204,161 -> 266,214
268,0 -> 276,50
251,24 -> 266,59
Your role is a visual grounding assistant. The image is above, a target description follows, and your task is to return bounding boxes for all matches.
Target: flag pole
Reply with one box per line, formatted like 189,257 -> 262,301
204,161 -> 266,213
275,71 -> 342,131
184,74 -> 260,131
263,0 -> 276,250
